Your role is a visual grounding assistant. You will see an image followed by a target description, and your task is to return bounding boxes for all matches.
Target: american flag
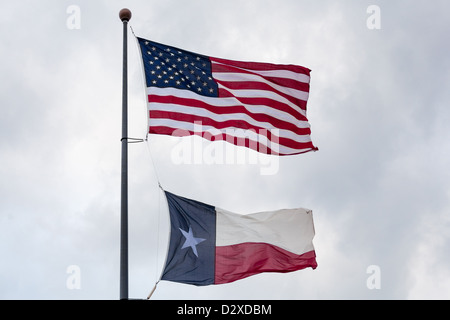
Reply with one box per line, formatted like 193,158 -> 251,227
137,37 -> 317,156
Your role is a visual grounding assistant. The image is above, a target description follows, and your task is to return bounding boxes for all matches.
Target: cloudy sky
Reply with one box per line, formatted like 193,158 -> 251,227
1,0 -> 449,300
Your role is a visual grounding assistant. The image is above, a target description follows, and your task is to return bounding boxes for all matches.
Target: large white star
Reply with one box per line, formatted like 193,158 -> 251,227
179,226 -> 206,257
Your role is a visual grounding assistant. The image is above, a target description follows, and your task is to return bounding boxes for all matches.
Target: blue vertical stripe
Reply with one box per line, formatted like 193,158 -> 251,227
161,192 -> 216,286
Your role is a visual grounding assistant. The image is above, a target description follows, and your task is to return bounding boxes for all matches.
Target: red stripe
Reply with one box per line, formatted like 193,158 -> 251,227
217,88 -> 307,111
210,57 -> 311,75
215,243 -> 317,284
216,78 -> 306,95
149,125 -> 282,155
150,126 -> 317,155
148,93 -> 307,122
212,62 -> 310,93
150,110 -> 315,150
148,94 -> 310,132
216,80 -> 308,111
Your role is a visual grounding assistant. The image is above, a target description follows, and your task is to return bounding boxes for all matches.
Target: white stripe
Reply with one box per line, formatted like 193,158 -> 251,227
150,103 -> 312,143
149,118 -> 312,155
212,72 -> 309,102
148,86 -> 308,122
254,69 -> 310,83
211,61 -> 310,83
216,207 -> 315,255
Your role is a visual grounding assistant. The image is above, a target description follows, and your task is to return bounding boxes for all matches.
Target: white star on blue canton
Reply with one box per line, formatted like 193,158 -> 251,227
179,226 -> 206,257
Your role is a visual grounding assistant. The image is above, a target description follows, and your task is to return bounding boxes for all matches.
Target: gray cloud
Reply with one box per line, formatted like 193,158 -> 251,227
0,0 -> 449,300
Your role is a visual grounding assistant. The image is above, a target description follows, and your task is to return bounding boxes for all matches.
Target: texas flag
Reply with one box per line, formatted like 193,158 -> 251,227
161,191 -> 317,285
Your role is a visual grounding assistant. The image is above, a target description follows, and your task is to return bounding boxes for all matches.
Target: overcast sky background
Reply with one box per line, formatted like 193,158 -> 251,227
1,0 -> 449,300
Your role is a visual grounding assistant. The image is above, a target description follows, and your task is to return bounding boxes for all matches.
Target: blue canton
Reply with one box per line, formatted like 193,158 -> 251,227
138,38 -> 218,97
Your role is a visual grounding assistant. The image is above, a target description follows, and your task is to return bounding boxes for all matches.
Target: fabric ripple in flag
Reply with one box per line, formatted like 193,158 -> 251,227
161,191 -> 317,286
137,37 -> 318,156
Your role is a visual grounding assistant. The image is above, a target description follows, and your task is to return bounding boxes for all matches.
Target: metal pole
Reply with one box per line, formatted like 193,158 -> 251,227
119,8 -> 132,300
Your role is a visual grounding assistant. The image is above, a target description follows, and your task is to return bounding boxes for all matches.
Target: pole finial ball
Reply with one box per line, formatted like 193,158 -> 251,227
119,8 -> 132,22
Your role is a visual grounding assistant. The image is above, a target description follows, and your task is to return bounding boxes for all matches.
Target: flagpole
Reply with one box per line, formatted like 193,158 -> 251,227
119,8 -> 132,300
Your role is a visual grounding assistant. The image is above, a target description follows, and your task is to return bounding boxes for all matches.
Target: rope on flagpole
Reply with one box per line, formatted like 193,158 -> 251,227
143,137 -> 167,300
121,137 -> 145,143
131,22 -> 165,191
129,21 -> 167,301
144,135 -> 164,190
147,280 -> 160,300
